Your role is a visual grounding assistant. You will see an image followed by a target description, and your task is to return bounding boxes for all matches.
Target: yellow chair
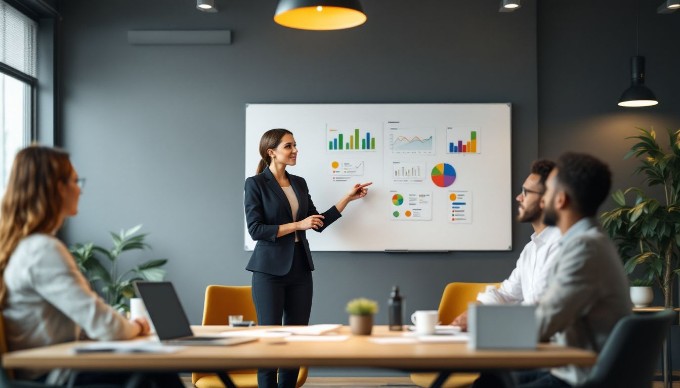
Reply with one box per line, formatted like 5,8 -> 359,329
192,285 -> 308,388
410,282 -> 499,388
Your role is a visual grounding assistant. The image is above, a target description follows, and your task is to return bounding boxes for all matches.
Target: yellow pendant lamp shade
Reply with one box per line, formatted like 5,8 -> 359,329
274,0 -> 366,30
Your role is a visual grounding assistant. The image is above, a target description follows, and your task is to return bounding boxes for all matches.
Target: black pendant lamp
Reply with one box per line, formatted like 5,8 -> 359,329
618,56 -> 658,107
618,0 -> 658,107
274,0 -> 366,30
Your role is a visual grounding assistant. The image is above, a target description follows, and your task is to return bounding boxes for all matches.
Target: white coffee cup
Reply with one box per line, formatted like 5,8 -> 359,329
410,310 -> 438,335
129,297 -> 155,334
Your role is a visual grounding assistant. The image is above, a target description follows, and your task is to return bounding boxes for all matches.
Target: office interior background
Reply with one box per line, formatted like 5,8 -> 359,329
5,0 -> 680,351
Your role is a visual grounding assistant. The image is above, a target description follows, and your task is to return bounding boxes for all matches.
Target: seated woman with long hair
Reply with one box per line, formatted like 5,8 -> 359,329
0,146 -> 181,386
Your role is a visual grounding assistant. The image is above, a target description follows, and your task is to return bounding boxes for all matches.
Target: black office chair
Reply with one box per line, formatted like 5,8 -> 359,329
576,309 -> 675,388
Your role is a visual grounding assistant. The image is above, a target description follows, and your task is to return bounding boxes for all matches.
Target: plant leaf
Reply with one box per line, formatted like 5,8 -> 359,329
137,267 -> 166,281
69,224 -> 167,313
612,190 -> 626,207
138,259 -> 168,269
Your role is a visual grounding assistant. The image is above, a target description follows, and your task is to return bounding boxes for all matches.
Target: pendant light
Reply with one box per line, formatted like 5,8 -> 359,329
274,0 -> 367,30
618,0 -> 658,107
196,0 -> 217,13
657,0 -> 680,13
499,0 -> 521,12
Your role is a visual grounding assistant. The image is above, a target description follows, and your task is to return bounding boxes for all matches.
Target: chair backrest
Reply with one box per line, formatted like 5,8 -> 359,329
577,310 -> 675,388
437,282 -> 498,324
193,285 -> 259,385
0,313 -> 8,356
0,312 -> 16,382
202,285 -> 258,325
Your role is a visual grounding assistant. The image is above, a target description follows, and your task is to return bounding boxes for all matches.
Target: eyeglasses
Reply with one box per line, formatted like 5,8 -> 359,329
75,178 -> 86,189
521,186 -> 544,197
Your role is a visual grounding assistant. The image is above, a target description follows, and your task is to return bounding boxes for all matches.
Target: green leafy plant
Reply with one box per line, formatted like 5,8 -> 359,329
70,225 -> 167,312
630,278 -> 654,287
346,298 -> 379,316
601,128 -> 680,308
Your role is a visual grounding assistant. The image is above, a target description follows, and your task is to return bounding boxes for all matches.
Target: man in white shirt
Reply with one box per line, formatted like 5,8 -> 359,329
452,159 -> 561,330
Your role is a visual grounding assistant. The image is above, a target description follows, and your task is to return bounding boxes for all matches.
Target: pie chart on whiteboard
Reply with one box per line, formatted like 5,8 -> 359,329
431,163 -> 456,187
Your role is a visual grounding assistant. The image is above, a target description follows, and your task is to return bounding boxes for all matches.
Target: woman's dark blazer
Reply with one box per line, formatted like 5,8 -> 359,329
244,168 -> 341,276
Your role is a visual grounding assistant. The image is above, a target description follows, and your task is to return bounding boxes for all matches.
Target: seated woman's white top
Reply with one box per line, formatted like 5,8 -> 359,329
3,234 -> 138,379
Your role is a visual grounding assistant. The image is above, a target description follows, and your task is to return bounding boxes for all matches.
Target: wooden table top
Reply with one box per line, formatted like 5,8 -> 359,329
2,325 -> 596,372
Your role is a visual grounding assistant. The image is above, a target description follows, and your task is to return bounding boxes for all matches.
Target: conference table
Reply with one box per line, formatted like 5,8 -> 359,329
3,325 -> 596,388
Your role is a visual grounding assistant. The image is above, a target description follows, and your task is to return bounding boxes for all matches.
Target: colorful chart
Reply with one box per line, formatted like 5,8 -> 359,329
328,127 -> 376,151
449,191 -> 472,224
389,191 -> 433,221
388,128 -> 436,155
431,163 -> 456,187
446,127 -> 480,154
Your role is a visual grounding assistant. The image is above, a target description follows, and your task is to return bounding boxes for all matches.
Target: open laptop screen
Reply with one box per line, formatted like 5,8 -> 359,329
133,281 -> 194,340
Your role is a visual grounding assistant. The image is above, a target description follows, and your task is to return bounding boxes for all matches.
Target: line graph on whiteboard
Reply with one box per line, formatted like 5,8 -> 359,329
388,128 -> 436,155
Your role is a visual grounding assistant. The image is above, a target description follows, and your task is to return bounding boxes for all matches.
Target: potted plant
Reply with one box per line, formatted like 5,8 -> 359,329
70,225 -> 168,313
600,128 -> 680,309
346,297 -> 379,335
629,278 -> 654,308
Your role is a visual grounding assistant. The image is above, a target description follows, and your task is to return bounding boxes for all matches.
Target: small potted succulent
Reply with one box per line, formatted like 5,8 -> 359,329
346,298 -> 379,335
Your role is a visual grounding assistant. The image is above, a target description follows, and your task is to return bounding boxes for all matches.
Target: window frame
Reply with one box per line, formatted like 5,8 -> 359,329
0,61 -> 38,142
2,0 -> 61,147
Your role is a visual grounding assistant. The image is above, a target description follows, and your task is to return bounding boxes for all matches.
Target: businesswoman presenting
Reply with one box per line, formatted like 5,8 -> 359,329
245,128 -> 371,388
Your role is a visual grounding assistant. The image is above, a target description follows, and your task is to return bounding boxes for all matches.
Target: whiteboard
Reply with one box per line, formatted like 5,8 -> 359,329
244,104 -> 512,252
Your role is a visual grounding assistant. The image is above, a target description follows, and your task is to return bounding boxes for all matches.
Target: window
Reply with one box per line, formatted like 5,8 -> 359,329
0,0 -> 37,192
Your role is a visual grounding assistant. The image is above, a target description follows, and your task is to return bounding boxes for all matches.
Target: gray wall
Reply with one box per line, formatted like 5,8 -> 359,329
57,0 -> 679,333
58,0 -> 538,327
538,0 -> 680,193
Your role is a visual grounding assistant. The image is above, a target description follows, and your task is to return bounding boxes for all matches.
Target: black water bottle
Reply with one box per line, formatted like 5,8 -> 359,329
388,286 -> 403,331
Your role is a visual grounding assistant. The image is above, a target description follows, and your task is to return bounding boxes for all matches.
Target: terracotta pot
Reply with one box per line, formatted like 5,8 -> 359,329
349,314 -> 373,335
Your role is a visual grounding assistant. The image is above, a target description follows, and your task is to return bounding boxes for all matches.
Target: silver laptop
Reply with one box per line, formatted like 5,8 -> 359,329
468,304 -> 537,350
134,281 -> 256,346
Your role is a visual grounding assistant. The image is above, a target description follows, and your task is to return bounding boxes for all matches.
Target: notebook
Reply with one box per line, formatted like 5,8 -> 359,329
468,304 -> 537,350
133,281 -> 257,346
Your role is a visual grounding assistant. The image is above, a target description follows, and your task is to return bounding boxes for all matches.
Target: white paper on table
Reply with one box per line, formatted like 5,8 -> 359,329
221,324 -> 342,337
72,341 -> 183,354
369,337 -> 419,345
406,325 -> 462,334
221,330 -> 290,338
416,333 -> 469,343
285,335 -> 349,342
268,324 -> 342,335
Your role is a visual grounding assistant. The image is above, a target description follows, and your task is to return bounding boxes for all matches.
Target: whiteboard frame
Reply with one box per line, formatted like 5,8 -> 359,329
244,103 -> 512,252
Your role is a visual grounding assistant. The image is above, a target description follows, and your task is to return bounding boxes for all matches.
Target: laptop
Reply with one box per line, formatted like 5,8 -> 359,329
468,304 -> 537,350
133,281 -> 257,346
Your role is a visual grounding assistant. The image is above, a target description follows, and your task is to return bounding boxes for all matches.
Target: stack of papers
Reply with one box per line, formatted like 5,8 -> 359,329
72,341 -> 182,354
384,325 -> 470,344
405,325 -> 462,334
285,335 -> 349,342
370,331 -> 469,344
267,324 -> 342,335
221,324 -> 342,338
